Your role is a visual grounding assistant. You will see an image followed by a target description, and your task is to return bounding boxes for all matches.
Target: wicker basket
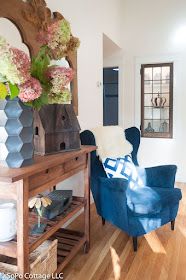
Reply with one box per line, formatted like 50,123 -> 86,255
0,262 -> 17,274
30,239 -> 58,275
0,239 -> 58,278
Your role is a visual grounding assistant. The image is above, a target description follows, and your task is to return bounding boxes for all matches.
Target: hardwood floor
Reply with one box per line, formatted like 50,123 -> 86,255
64,182 -> 186,280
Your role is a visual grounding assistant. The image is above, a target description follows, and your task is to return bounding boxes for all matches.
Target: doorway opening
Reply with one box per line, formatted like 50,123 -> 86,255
103,33 -> 121,126
103,67 -> 119,125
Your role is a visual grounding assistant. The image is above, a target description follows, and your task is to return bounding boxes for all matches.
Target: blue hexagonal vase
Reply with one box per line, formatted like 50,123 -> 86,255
0,98 -> 34,168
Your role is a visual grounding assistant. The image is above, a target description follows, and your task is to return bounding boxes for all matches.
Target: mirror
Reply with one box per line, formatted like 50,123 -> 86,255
0,18 -> 29,55
0,0 -> 78,114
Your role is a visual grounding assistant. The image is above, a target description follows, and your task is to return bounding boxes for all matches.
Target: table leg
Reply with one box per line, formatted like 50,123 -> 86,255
16,179 -> 30,275
84,154 -> 90,253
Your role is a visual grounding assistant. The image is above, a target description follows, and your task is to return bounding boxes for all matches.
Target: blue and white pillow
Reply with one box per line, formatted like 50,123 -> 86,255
102,155 -> 143,189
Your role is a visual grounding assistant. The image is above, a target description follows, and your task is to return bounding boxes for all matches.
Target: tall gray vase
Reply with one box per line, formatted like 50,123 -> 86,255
0,98 -> 34,168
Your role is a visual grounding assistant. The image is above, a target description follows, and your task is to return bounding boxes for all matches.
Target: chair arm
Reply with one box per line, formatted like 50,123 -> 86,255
99,177 -> 129,192
139,165 -> 177,188
98,177 -> 129,233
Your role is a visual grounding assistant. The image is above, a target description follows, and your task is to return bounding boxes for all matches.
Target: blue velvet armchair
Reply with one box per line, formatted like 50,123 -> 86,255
80,127 -> 182,251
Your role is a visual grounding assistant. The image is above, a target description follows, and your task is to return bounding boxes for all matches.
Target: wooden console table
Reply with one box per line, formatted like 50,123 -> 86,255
0,145 -> 96,275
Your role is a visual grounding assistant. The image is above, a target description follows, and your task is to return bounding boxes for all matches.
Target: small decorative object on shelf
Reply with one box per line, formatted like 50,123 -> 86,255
159,120 -> 169,133
34,104 -> 81,155
29,194 -> 52,235
145,122 -> 155,133
151,92 -> 166,108
42,190 -> 73,219
0,201 -> 16,242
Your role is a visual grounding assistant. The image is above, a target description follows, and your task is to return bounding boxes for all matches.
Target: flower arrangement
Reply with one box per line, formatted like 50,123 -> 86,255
30,18 -> 80,109
0,18 -> 80,109
0,36 -> 42,105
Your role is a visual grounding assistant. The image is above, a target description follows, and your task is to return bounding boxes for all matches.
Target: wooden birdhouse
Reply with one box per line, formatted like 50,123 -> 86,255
34,104 -> 81,155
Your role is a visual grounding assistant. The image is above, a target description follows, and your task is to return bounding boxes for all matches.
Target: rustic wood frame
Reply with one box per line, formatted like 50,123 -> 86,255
0,0 -> 78,115
141,62 -> 173,138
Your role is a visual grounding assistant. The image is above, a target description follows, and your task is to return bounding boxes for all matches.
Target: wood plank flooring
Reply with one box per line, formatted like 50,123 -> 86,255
64,182 -> 186,280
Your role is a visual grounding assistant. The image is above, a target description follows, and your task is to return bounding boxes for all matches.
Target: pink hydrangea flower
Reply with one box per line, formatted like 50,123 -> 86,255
10,47 -> 31,83
18,77 -> 42,102
37,19 -> 71,59
45,66 -> 74,104
46,66 -> 74,87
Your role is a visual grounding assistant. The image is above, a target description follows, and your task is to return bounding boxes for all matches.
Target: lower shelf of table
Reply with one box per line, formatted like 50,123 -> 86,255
0,196 -> 85,259
29,196 -> 85,253
0,228 -> 87,274
51,228 -> 86,273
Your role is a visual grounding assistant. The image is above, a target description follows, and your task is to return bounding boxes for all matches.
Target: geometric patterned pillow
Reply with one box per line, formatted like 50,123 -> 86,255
102,155 -> 143,189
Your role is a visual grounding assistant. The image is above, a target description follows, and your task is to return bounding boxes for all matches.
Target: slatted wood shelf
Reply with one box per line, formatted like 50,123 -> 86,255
29,197 -> 85,253
50,228 -> 86,274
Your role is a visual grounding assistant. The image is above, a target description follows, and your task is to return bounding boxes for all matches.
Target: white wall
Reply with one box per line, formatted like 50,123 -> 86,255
46,0 -> 123,130
45,0 -> 123,192
121,0 -> 186,182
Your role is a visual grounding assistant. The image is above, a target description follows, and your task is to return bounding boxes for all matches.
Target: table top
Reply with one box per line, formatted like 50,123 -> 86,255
0,145 -> 96,183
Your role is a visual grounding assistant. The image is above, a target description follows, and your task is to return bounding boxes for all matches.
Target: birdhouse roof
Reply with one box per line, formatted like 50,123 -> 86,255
38,104 -> 81,134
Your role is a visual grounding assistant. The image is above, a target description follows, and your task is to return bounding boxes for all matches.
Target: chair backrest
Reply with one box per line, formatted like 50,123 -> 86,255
125,127 -> 140,166
80,126 -> 141,180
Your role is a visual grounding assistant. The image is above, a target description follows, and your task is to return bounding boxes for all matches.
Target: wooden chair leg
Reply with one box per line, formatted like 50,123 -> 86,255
133,237 -> 138,252
102,217 -> 105,225
171,220 -> 175,231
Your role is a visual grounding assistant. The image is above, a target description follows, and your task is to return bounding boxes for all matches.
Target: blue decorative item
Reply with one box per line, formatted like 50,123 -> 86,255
145,122 -> 154,132
30,223 -> 47,235
159,120 -> 169,133
80,126 -> 182,251
0,97 -> 34,168
102,155 -> 143,189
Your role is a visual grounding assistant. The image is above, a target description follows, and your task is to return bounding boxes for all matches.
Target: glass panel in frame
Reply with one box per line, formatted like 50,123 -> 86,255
144,94 -> 153,106
162,80 -> 169,93
153,67 -> 161,80
162,66 -> 170,80
153,108 -> 161,119
144,67 -> 152,80
152,120 -> 161,132
144,80 -> 152,93
153,81 -> 161,93
144,107 -> 153,119
161,107 -> 169,119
